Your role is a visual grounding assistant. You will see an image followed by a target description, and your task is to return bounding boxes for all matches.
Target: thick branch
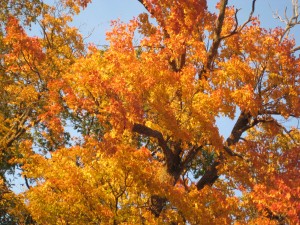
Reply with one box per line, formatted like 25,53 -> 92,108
196,111 -> 253,190
292,45 -> 300,52
137,0 -> 151,14
206,0 -> 228,70
132,123 -> 170,153
197,108 -> 298,190
198,0 -> 228,79
226,112 -> 252,146
196,161 -> 219,190
133,123 -> 182,217
132,123 -> 180,176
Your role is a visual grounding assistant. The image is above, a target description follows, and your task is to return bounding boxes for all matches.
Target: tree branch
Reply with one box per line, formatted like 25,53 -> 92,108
132,123 -> 179,176
221,0 -> 257,39
206,0 -> 228,70
237,0 -> 256,32
132,123 -> 169,152
226,111 -> 253,146
133,123 -> 181,217
181,146 -> 202,170
292,45 -> 300,52
1,108 -> 32,150
137,0 -> 151,14
137,0 -> 167,35
259,109 -> 297,118
196,111 -> 254,190
273,0 -> 300,41
223,145 -> 244,159
196,161 -> 219,190
24,175 -> 31,190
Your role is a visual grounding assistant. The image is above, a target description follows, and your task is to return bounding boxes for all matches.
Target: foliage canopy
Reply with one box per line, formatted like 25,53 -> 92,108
0,0 -> 299,224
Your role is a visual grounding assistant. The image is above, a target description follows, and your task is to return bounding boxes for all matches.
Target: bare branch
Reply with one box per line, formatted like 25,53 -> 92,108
237,0 -> 257,32
273,0 -> 300,41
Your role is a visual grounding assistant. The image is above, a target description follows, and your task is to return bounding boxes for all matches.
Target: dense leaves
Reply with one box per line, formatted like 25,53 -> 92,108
0,0 -> 299,224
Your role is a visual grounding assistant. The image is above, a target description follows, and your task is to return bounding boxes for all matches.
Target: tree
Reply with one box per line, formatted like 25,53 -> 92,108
0,0 -> 89,223
0,0 -> 299,224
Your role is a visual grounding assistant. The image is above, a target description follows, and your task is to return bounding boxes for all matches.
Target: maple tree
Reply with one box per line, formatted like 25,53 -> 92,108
0,0 -> 300,224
